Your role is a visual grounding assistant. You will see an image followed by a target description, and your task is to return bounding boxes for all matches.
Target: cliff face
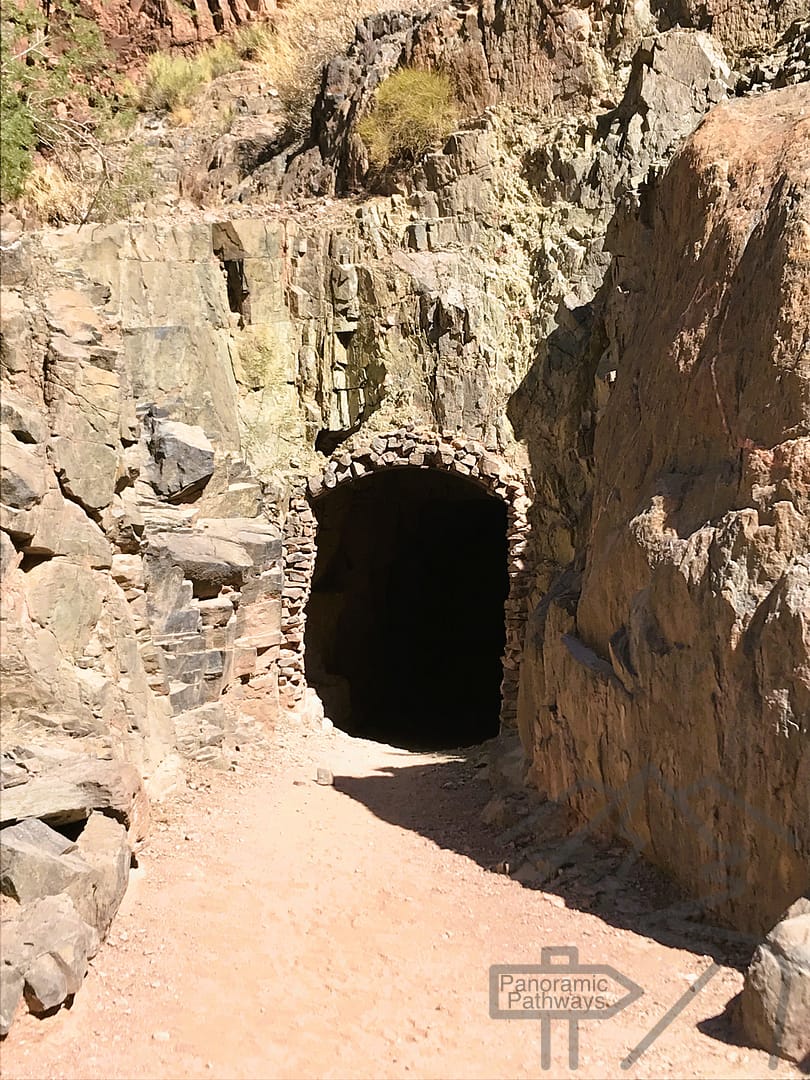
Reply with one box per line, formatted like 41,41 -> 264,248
83,0 -> 277,55
1,0 -> 808,938
517,85 -> 810,934
0,157 -> 537,774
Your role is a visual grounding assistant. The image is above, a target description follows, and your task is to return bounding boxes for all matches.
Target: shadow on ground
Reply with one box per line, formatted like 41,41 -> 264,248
333,749 -> 760,971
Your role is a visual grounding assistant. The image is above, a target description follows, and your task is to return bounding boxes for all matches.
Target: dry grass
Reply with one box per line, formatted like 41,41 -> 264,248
252,0 -> 422,136
139,40 -> 241,114
23,162 -> 85,224
357,66 -> 458,168
138,2 -> 418,132
23,145 -> 154,226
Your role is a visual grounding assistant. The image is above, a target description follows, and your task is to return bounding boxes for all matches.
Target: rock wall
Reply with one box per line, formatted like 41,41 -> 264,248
1,218 -> 283,776
0,131 -> 537,778
262,0 -> 804,201
517,85 -> 810,935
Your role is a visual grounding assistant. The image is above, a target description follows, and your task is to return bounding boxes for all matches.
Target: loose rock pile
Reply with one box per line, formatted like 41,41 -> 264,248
0,747 -> 146,1034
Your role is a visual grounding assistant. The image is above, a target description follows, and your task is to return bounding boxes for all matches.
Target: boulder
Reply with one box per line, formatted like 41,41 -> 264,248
74,812 -> 131,936
0,818 -> 75,857
0,894 -> 99,1024
0,434 -> 47,511
148,419 -> 215,501
147,531 -> 252,591
0,386 -> 49,444
0,819 -> 95,907
144,752 -> 185,802
739,898 -> 810,1064
0,755 -> 150,848
0,814 -> 130,938
0,966 -> 23,1036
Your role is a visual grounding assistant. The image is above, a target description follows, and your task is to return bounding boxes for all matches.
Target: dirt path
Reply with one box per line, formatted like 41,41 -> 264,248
1,721 -> 800,1080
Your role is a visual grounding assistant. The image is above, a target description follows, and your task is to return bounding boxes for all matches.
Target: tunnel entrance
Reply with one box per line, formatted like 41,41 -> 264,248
304,467 -> 509,750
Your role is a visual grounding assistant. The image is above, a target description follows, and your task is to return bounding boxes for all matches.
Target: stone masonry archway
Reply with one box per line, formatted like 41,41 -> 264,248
278,429 -> 532,740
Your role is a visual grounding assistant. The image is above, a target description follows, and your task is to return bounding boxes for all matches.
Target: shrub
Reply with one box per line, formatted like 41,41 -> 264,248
24,144 -> 155,225
0,0 -> 110,201
199,40 -> 240,81
138,40 -> 241,115
139,52 -> 207,112
356,67 -> 458,169
249,0 -> 423,138
0,79 -> 34,200
232,22 -> 275,62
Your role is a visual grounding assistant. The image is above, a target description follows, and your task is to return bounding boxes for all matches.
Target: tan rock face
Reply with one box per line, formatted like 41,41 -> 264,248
580,86 -> 810,647
519,85 -> 810,934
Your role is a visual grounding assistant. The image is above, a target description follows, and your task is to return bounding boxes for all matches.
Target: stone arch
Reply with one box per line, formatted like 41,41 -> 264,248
278,428 -> 531,734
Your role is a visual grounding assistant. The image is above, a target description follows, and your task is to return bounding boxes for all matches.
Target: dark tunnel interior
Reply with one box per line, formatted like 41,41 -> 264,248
304,467 -> 508,750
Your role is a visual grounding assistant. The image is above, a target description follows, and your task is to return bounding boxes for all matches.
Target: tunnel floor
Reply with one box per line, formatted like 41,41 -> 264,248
304,467 -> 508,750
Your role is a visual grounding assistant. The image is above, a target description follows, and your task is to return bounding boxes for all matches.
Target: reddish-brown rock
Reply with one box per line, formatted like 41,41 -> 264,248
519,84 -> 810,934
83,0 -> 276,58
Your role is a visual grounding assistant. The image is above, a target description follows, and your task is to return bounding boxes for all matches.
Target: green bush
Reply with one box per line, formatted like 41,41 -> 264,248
0,0 -> 111,201
231,22 -> 275,62
200,40 -> 240,80
356,67 -> 458,169
0,79 -> 34,200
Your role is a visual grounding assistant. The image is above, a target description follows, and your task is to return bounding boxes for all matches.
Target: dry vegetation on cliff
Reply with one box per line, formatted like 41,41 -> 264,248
0,0 -> 158,220
0,0 -> 421,220
357,66 -> 459,168
255,0 -> 422,134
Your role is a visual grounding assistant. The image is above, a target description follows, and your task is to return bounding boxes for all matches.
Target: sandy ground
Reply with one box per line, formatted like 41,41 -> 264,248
1,718 -> 802,1080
